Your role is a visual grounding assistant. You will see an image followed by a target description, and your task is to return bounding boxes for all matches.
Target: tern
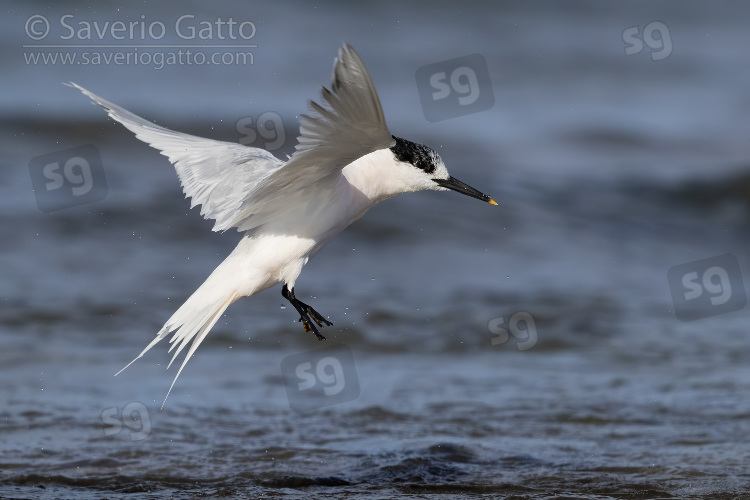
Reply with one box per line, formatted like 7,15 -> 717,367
68,43 -> 496,404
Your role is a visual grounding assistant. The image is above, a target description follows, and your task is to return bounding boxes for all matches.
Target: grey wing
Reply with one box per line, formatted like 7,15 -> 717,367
69,43 -> 391,233
230,43 -> 394,231
67,82 -> 283,232
295,42 -> 393,175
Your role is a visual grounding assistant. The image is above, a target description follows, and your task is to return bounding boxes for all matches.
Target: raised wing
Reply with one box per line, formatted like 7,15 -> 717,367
230,43 -> 394,231
69,43 -> 392,233
294,43 -> 392,176
67,82 -> 283,232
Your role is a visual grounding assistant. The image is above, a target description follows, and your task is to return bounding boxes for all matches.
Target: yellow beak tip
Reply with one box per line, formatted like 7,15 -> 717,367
488,199 -> 498,206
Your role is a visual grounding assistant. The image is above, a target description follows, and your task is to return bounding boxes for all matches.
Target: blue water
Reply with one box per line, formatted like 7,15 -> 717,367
3,1 -> 750,498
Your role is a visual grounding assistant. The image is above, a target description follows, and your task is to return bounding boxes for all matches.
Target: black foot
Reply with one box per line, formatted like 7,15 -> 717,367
282,285 -> 333,341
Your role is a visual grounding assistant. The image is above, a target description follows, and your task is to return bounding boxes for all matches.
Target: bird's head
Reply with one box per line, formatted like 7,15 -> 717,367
389,136 -> 497,205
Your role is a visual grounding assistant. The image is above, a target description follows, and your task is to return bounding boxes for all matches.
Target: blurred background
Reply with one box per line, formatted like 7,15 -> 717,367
3,1 -> 750,498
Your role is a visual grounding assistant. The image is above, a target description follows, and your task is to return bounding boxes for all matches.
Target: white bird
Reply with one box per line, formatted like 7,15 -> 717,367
68,43 -> 496,405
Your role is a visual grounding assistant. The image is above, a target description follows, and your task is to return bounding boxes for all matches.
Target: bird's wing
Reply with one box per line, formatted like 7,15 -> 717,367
67,82 -> 283,232
68,43 -> 392,233
229,43 -> 394,231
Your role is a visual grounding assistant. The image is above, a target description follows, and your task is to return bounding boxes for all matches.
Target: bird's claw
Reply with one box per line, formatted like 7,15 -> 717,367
307,308 -> 333,328
298,315 -> 327,340
282,285 -> 331,341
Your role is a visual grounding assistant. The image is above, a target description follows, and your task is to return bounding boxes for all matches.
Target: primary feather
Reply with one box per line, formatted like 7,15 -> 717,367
68,44 -> 396,405
66,44 -> 391,234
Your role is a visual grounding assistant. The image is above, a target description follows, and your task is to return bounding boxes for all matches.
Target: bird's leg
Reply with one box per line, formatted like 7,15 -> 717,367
281,285 -> 333,341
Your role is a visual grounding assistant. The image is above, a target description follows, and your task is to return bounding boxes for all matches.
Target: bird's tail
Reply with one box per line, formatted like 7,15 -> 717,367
116,249 -> 253,407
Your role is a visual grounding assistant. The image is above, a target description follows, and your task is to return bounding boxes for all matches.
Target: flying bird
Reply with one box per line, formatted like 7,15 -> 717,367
68,43 -> 496,404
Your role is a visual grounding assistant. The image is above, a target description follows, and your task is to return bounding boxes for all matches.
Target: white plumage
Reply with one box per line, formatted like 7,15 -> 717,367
68,43 -> 495,405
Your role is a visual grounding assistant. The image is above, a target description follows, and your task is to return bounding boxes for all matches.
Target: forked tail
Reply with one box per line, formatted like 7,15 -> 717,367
116,252 -> 252,407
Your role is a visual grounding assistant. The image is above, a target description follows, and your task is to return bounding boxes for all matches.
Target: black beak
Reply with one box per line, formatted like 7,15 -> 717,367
434,176 -> 497,205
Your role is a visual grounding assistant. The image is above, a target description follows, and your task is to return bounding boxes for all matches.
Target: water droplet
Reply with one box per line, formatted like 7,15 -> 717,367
280,304 -> 287,310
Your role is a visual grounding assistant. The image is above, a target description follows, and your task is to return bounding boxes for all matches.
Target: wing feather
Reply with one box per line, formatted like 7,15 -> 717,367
229,43 -> 394,231
67,82 -> 282,232
68,43 -> 391,233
